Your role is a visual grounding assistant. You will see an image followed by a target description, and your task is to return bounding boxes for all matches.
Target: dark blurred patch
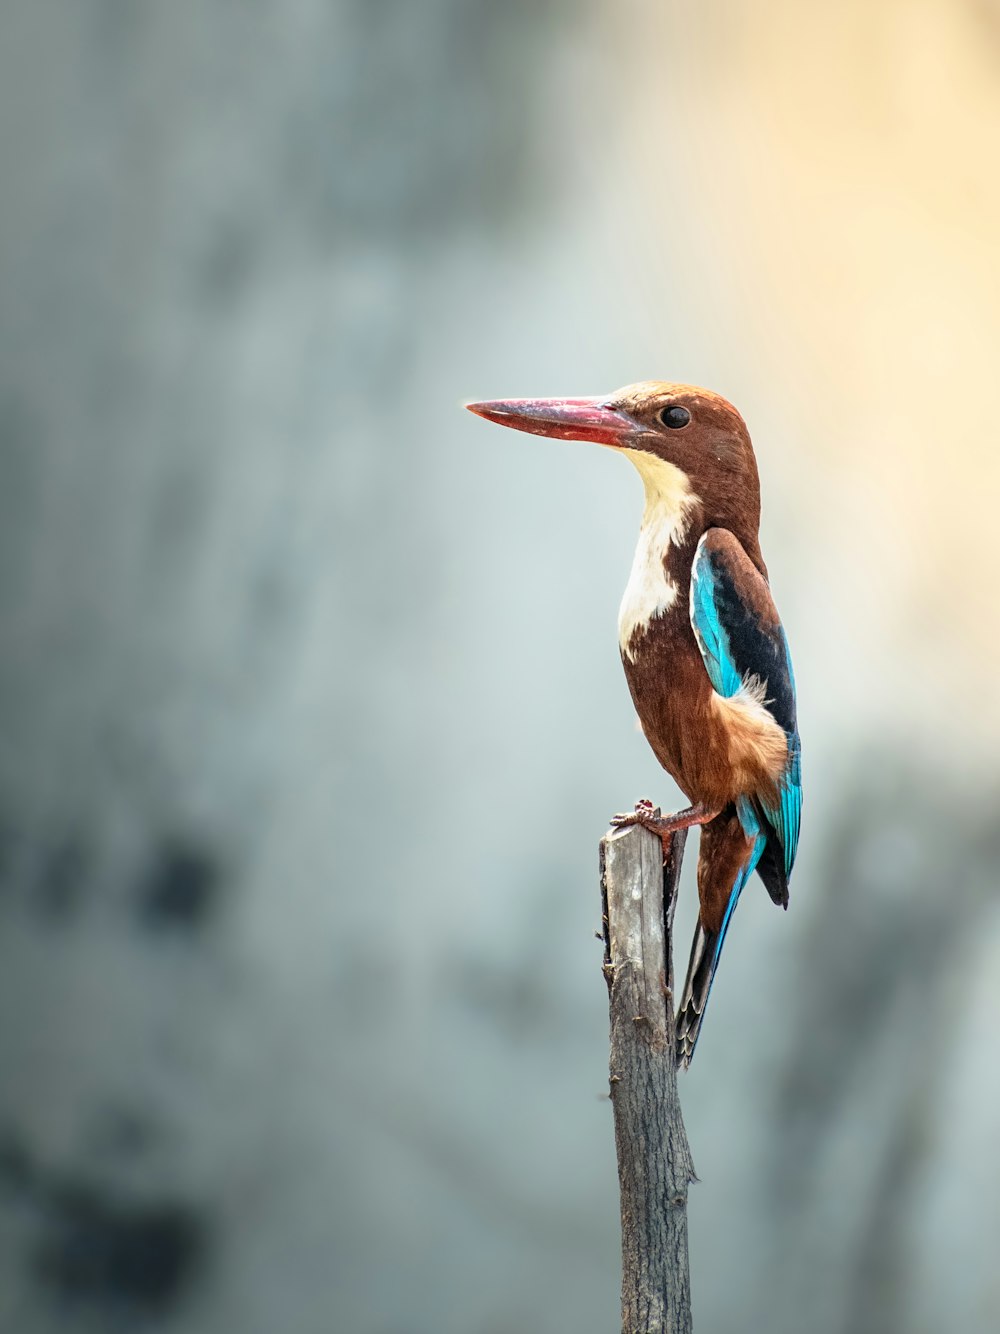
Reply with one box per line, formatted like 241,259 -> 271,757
450,951 -> 549,1040
280,0 -> 580,244
136,842 -> 221,932
757,758 -> 1000,1331
34,833 -> 90,919
89,1107 -> 159,1161
150,463 -> 206,552
0,811 -> 18,899
0,1128 -> 38,1197
33,1183 -> 207,1315
0,1131 -> 207,1316
195,219 -> 256,308
248,553 -> 297,634
0,394 -> 42,606
771,765 -> 994,1159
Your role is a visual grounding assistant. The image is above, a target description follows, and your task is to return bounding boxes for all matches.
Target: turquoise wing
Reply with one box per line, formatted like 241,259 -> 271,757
689,528 -> 802,891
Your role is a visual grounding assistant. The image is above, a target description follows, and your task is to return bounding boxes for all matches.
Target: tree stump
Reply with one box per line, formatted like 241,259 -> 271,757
601,821 -> 696,1334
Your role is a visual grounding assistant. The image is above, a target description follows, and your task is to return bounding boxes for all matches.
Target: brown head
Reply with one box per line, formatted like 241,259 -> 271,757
467,381 -> 763,566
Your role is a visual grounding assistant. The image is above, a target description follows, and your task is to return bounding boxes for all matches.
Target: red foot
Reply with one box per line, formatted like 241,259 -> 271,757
610,800 -> 720,855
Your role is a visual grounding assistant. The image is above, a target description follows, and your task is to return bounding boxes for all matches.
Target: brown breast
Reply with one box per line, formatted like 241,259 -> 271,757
621,593 -> 786,810
621,605 -> 727,805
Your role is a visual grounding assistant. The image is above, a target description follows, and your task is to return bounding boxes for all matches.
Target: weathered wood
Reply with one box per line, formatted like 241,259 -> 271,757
601,821 -> 695,1334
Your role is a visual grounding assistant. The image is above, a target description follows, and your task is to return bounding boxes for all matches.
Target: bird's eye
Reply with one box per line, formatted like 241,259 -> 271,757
659,405 -> 691,430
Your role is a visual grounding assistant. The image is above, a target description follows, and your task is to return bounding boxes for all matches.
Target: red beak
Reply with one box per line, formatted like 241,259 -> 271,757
466,395 -> 636,447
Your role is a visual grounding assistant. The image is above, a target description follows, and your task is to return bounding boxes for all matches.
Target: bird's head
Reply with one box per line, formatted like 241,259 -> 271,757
467,380 -> 762,556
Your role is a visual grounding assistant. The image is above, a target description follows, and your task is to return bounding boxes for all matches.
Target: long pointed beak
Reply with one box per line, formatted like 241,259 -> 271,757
466,395 -> 635,446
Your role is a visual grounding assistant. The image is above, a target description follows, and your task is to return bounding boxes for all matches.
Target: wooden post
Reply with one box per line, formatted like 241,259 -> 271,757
601,821 -> 696,1334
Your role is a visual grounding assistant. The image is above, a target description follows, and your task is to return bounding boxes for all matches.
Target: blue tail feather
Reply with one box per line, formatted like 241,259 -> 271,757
676,824 -> 768,1066
712,831 -> 767,969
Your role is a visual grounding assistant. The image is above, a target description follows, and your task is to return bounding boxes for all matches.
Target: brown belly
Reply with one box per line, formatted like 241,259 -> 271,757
621,612 -> 783,809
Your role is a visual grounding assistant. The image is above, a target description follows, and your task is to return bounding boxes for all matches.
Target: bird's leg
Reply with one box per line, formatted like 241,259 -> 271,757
610,799 -> 721,856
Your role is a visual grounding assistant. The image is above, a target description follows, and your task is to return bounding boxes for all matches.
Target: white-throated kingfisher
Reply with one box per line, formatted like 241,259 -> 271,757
467,383 -> 801,1065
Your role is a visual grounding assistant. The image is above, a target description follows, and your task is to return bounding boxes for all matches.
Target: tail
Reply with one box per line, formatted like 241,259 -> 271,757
675,923 -> 721,1068
675,833 -> 765,1068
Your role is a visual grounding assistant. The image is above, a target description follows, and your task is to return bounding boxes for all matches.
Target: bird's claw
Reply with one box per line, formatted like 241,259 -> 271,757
610,799 -> 656,830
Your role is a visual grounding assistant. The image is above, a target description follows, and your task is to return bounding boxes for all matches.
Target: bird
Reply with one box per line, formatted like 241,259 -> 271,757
467,382 -> 801,1065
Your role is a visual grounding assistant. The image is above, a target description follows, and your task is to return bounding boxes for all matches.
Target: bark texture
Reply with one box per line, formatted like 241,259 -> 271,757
601,822 -> 695,1334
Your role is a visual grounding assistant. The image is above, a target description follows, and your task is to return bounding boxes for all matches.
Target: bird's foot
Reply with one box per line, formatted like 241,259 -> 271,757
609,798 -> 658,831
610,800 -> 721,854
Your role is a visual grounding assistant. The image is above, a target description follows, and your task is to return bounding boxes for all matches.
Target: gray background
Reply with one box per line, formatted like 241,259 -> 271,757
1,2 -> 998,1331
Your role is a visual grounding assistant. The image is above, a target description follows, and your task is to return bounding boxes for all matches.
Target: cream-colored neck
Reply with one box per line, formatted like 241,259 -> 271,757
617,451 -> 696,662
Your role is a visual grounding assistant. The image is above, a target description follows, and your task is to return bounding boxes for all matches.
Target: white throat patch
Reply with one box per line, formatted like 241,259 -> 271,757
617,450 -> 696,661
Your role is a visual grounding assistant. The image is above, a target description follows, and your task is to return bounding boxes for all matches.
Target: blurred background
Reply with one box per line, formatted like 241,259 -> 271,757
1,1 -> 999,1330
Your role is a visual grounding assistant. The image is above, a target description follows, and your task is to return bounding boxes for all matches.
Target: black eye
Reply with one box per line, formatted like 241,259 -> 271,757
659,405 -> 691,430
